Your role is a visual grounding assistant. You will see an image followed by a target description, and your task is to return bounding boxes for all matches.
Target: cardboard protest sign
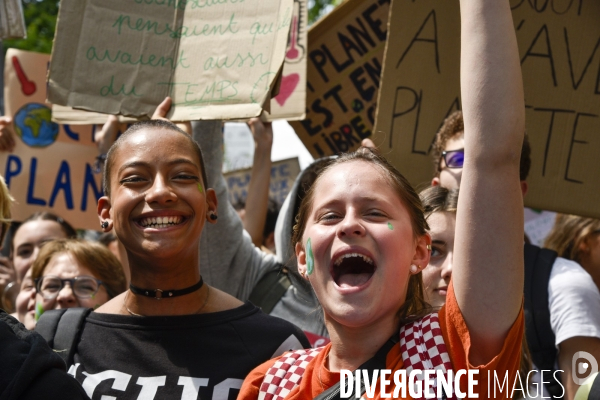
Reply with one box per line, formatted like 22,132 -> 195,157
289,0 -> 390,157
48,0 -> 293,122
1,49 -> 103,230
0,0 -> 26,39
52,105 -> 138,125
224,157 -> 300,206
373,0 -> 600,218
264,0 -> 307,121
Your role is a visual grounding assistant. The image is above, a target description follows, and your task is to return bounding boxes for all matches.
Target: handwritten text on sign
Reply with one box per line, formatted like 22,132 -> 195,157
224,157 -> 301,206
290,0 -> 389,158
48,0 -> 293,121
373,0 -> 600,218
1,49 -> 103,230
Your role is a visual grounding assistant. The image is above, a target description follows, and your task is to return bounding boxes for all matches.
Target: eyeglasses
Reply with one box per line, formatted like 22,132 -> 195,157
35,275 -> 103,300
440,148 -> 465,169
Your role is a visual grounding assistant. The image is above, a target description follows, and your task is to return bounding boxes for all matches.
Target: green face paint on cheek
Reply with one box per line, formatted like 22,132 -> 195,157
387,222 -> 394,231
306,238 -> 314,275
35,302 -> 44,321
197,183 -> 204,193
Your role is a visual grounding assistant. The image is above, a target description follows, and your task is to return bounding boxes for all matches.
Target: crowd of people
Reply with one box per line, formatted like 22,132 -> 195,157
1,0 -> 600,399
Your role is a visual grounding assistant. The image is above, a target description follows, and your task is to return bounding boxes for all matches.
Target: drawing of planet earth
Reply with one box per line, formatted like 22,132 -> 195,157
14,103 -> 59,148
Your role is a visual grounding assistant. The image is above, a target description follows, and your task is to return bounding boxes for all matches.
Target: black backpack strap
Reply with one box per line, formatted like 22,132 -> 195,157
249,265 -> 291,314
313,335 -> 398,400
523,243 -> 562,398
35,308 -> 67,348
35,308 -> 92,367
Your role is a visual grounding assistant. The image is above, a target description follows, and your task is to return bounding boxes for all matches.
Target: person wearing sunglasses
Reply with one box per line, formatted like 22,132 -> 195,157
30,239 -> 126,322
431,110 -> 531,196
430,110 -> 600,399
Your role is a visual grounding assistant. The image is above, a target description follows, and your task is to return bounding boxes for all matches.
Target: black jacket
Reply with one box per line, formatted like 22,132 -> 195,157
0,310 -> 89,400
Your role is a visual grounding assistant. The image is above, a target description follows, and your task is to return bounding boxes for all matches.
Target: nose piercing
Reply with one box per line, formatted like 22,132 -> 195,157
101,221 -> 109,229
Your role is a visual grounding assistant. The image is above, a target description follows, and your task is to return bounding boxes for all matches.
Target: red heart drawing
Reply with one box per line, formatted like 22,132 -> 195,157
275,73 -> 300,107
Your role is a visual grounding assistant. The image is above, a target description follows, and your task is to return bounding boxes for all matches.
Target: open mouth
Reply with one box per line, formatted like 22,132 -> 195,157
332,253 -> 376,288
138,215 -> 185,229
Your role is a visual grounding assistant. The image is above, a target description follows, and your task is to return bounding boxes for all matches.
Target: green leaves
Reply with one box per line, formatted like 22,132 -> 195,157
4,0 -> 59,54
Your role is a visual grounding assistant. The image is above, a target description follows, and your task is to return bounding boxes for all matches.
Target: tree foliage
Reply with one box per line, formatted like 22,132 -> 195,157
308,0 -> 343,24
3,0 -> 58,54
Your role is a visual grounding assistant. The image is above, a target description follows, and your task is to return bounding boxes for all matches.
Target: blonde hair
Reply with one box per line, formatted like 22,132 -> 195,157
544,214 -> 600,262
31,239 -> 126,298
0,175 -> 14,245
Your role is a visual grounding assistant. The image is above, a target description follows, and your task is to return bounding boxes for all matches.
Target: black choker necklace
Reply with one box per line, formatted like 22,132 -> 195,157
129,277 -> 204,300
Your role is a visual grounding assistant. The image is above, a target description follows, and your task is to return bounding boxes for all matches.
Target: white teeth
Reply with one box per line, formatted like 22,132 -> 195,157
334,253 -> 374,266
139,216 -> 182,228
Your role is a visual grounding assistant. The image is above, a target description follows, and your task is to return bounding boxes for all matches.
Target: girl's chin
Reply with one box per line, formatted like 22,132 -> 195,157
324,303 -> 380,328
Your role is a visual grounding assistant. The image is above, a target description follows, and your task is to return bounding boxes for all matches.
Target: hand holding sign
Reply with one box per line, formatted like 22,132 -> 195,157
0,117 -> 16,152
94,115 -> 120,155
151,97 -> 192,135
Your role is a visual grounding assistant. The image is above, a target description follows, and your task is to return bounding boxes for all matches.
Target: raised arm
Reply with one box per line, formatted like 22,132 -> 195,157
243,118 -> 273,248
195,120 -> 280,300
453,0 -> 525,364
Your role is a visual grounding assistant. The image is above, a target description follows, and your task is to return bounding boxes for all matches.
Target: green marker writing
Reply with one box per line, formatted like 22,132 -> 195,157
306,238 -> 314,275
388,222 -> 394,231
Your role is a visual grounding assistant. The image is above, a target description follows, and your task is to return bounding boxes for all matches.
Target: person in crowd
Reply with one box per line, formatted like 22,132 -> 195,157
239,0 -> 525,398
431,109 -> 531,196
234,198 -> 280,254
197,117 -> 333,341
432,117 -> 600,399
418,185 -> 458,309
0,308 -> 91,400
94,105 -> 331,342
36,98 -> 309,400
0,161 -> 88,399
0,176 -> 12,245
420,185 -> 534,400
11,212 -> 77,283
10,268 -> 36,330
0,116 -> 15,153
0,175 -> 15,310
544,214 -> 600,290
31,239 -> 127,319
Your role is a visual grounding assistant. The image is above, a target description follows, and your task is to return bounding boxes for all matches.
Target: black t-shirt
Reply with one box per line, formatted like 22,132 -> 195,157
69,302 -> 309,400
